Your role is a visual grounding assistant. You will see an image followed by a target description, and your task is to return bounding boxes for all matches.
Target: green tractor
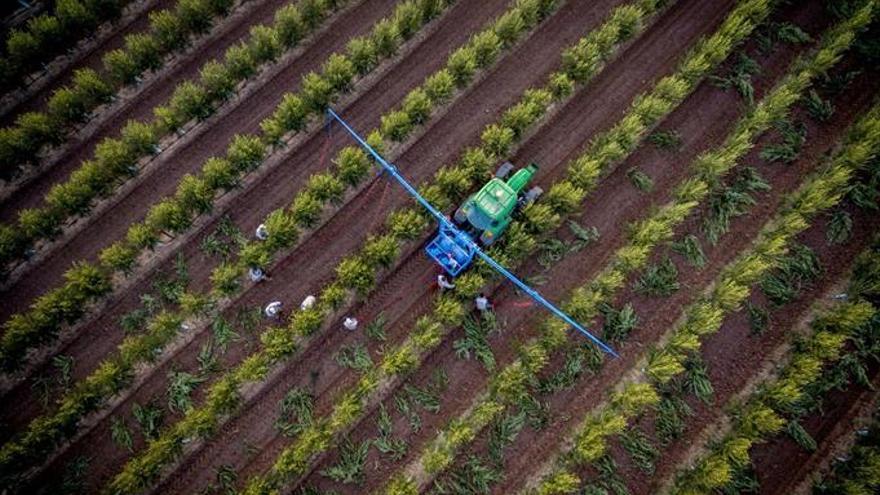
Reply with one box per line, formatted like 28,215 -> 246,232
453,161 -> 542,246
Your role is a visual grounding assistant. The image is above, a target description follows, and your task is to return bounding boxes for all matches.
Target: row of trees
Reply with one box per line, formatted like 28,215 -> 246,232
104,0 -> 566,492
533,91 -> 880,495
388,0 -> 783,490
670,298 -> 876,494
0,0 -> 349,269
0,0 -> 459,490
1,0 -> 134,91
0,0 -> 360,370
0,0 -> 238,179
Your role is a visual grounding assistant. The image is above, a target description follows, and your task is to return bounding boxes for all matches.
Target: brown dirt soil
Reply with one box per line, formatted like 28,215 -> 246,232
0,0 -> 326,207
19,0 -> 739,491
0,0 -> 172,122
0,0 -> 402,319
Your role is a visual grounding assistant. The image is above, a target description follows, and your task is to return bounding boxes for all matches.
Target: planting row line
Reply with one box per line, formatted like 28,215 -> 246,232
99,0 -> 611,492
231,3 -> 690,491
0,0 -> 137,92
528,87 -> 880,495
0,0 -> 352,270
370,0 -> 794,491
667,256 -> 880,495
0,0 -> 242,180
0,0 -> 451,373
0,0 -> 557,490
426,9 -> 849,492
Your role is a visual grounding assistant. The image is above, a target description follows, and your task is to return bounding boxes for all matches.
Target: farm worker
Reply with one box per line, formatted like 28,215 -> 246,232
249,267 -> 266,282
831,292 -> 849,300
300,295 -> 316,311
255,223 -> 269,240
437,274 -> 455,290
343,316 -> 358,331
475,293 -> 491,313
264,301 -> 283,318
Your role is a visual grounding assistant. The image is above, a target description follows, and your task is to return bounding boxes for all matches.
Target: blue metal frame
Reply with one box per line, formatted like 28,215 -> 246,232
326,109 -> 617,357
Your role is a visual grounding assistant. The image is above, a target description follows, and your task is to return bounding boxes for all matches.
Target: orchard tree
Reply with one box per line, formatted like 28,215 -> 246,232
73,68 -> 113,106
322,54 -> 355,92
176,174 -> 214,214
346,38 -> 378,75
248,25 -> 282,63
264,209 -> 299,250
99,242 -> 139,274
470,31 -> 501,67
146,198 -> 191,234
480,124 -> 514,157
301,72 -> 333,111
402,88 -> 431,124
224,43 -> 258,80
290,191 -> 322,228
202,157 -> 237,190
274,4 -> 305,47
380,110 -> 411,142
393,2 -> 422,39
149,10 -> 186,51
300,0 -> 327,28
177,0 -> 213,34
200,60 -> 237,101
126,223 -> 159,250
306,172 -> 344,204
424,69 -> 455,103
125,33 -> 163,73
371,19 -> 401,57
335,146 -> 371,186
121,120 -> 158,156
447,46 -> 478,86
104,49 -> 140,85
226,134 -> 265,172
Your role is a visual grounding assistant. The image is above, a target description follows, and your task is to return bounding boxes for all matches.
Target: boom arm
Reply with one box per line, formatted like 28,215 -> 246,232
326,109 -> 617,357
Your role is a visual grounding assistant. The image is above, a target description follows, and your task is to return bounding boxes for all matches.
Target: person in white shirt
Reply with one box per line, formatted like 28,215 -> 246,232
255,223 -> 269,240
437,274 -> 455,290
343,317 -> 358,331
264,301 -> 283,318
475,293 -> 490,312
249,267 -> 266,282
300,295 -> 316,311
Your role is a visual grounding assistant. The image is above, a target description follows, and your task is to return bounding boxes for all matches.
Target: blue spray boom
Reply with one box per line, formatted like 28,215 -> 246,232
326,109 -> 617,357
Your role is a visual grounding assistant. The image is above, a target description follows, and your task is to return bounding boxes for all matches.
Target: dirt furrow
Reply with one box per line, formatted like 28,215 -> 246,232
0,0 -> 172,121
0,0 -> 332,209
0,0 -> 402,321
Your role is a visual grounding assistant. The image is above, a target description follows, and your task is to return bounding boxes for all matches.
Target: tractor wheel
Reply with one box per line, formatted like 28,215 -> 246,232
495,161 -> 514,179
524,186 -> 543,203
453,205 -> 468,224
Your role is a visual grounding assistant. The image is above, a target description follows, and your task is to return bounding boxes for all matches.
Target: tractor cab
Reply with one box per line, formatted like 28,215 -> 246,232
426,161 -> 542,276
454,161 -> 542,246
